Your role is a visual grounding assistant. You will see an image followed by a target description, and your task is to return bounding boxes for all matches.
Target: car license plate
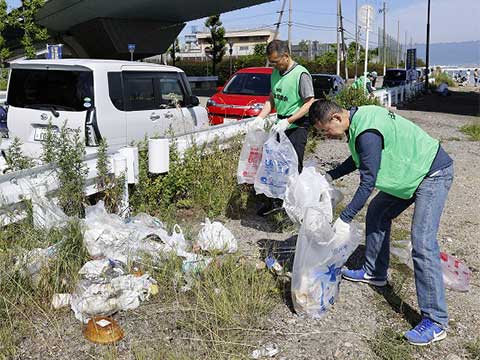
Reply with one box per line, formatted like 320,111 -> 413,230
34,127 -> 57,141
223,118 -> 237,124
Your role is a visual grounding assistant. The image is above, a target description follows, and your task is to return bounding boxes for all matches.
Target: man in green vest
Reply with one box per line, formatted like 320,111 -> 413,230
249,39 -> 315,215
351,72 -> 376,94
309,100 -> 454,346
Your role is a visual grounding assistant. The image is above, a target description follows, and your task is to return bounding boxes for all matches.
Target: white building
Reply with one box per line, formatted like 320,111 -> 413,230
176,28 -> 276,60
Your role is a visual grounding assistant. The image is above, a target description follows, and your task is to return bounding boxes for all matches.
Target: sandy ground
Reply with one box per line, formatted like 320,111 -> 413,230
16,87 -> 480,360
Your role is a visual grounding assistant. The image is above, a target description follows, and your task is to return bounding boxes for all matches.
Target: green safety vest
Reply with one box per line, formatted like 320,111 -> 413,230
351,75 -> 370,90
271,64 -> 310,129
348,105 -> 439,199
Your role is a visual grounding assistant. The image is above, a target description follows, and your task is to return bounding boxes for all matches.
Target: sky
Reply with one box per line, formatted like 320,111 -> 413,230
6,0 -> 479,46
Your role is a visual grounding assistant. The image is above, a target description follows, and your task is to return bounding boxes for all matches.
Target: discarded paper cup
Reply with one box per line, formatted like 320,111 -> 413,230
83,316 -> 125,344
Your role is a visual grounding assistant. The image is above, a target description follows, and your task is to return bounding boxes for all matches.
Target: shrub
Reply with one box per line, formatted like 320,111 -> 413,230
328,86 -> 380,108
130,134 -> 247,224
4,137 -> 34,171
434,72 -> 455,87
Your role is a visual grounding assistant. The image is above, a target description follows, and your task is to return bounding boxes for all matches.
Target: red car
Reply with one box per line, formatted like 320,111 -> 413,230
207,67 -> 273,125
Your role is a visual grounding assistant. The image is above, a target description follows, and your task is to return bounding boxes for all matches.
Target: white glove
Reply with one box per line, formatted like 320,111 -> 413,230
248,116 -> 265,131
271,118 -> 290,133
324,173 -> 333,184
333,217 -> 350,234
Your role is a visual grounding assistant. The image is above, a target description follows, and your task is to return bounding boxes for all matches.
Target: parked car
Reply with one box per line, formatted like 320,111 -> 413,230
207,67 -> 273,125
311,74 -> 345,99
3,59 -> 207,156
383,68 -> 408,88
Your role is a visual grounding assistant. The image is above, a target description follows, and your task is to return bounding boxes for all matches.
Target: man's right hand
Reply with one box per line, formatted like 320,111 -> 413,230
248,116 -> 265,131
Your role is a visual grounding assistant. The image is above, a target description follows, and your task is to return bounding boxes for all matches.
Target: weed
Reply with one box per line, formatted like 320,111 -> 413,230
466,338 -> 480,360
390,227 -> 410,242
434,72 -> 456,87
4,137 -> 34,171
305,126 -> 323,156
182,255 -> 278,358
95,138 -> 125,213
369,327 -> 413,360
130,134 -> 245,225
460,122 -> 480,141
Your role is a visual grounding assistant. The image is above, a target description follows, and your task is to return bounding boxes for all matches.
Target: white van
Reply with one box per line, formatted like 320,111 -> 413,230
4,59 -> 208,154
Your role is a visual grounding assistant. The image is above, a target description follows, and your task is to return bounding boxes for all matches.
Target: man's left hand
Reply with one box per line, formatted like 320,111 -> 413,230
271,118 -> 290,133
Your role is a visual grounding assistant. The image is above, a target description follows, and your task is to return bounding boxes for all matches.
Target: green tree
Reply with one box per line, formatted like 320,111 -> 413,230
253,43 -> 266,57
10,0 -> 49,59
0,0 -> 10,89
204,15 -> 226,76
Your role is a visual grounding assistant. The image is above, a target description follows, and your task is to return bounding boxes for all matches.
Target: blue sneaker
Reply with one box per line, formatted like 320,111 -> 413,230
342,268 -> 387,287
404,318 -> 446,346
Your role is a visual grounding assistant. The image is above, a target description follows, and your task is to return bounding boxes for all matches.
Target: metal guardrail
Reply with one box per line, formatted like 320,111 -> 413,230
373,82 -> 425,107
0,91 -> 6,105
0,118 -> 254,225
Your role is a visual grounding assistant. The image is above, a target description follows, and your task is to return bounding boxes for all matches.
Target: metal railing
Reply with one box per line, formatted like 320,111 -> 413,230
0,118 -> 254,225
373,82 -> 425,107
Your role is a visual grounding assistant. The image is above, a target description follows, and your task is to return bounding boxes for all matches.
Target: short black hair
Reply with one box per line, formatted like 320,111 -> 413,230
308,100 -> 344,125
266,40 -> 290,56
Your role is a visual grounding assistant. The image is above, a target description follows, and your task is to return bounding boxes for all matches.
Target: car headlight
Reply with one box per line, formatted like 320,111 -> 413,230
249,103 -> 264,110
206,99 -> 217,107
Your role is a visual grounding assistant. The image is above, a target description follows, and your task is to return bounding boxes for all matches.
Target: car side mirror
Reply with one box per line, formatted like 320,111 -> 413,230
216,86 -> 224,92
189,95 -> 200,107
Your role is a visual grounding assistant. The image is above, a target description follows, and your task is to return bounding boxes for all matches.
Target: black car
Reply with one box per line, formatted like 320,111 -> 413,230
311,74 -> 345,99
383,68 -> 408,88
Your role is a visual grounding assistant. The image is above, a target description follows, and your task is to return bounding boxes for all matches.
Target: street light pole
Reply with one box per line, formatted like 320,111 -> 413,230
424,0 -> 431,91
228,41 -> 233,76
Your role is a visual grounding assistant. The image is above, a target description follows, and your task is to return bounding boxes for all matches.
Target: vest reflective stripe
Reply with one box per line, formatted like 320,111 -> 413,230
348,105 -> 439,199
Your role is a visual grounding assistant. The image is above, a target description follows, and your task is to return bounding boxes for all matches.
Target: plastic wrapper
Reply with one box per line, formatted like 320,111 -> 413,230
196,218 -> 237,253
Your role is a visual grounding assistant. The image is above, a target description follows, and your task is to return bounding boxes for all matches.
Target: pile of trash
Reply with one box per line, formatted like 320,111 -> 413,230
19,195 -> 238,323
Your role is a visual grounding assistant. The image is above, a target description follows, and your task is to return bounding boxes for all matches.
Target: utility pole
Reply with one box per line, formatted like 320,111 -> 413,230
288,0 -> 292,53
425,0 -> 431,91
339,0 -> 348,80
404,31 -> 407,69
274,0 -> 287,40
363,5 -> 371,93
355,0 -> 359,79
396,20 -> 400,68
336,0 -> 341,76
380,2 -> 387,75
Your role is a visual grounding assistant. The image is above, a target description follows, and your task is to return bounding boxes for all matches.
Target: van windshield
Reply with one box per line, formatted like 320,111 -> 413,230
7,69 -> 94,111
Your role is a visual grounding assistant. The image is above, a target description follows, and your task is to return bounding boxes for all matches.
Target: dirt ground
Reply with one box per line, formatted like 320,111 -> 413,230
16,87 -> 480,359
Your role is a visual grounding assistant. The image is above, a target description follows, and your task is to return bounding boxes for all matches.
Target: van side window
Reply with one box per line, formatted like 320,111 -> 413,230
124,75 -> 156,111
158,74 -> 186,107
107,72 -> 124,110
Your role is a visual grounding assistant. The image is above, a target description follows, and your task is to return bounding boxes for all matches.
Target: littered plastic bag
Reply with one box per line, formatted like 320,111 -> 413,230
291,207 -> 362,319
254,132 -> 299,200
283,167 -> 334,225
391,241 -> 472,292
237,128 -> 269,184
197,218 -> 237,253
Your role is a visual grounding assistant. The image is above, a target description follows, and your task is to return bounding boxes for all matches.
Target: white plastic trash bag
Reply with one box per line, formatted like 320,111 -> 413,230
83,201 -> 187,263
390,240 -> 472,292
31,194 -> 69,230
70,259 -> 157,323
283,167 -> 334,225
254,132 -> 299,200
197,218 -> 237,253
237,128 -> 269,184
291,207 -> 362,319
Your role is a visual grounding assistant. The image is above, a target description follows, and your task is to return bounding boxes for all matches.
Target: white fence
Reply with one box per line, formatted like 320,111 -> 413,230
373,82 -> 425,107
0,91 -> 6,105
